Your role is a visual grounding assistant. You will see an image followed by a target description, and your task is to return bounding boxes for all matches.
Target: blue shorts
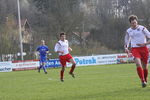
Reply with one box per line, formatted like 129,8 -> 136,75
40,57 -> 46,63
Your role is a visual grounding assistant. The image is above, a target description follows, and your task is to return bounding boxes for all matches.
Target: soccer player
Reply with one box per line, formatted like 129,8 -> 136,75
36,40 -> 49,74
124,15 -> 150,87
54,32 -> 76,82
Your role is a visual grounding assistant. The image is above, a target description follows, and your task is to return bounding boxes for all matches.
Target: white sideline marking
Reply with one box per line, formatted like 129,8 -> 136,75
48,78 -> 52,80
48,78 -> 58,81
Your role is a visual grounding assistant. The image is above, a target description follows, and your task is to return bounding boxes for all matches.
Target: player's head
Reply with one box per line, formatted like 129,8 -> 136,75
60,32 -> 66,41
128,15 -> 138,28
41,40 -> 45,45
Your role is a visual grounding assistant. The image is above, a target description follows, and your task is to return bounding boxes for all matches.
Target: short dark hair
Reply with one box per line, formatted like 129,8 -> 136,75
128,15 -> 138,23
60,32 -> 66,37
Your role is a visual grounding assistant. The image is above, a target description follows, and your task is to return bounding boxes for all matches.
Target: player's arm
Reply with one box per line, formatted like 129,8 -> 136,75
67,40 -> 72,51
35,47 -> 40,54
68,47 -> 72,51
143,27 -> 150,38
54,43 -> 64,54
46,47 -> 49,54
124,32 -> 131,56
46,47 -> 50,60
36,51 -> 40,55
137,27 -> 150,46
36,47 -> 39,51
137,40 -> 150,47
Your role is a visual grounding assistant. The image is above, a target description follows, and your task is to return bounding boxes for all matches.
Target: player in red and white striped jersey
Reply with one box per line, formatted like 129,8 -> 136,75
124,15 -> 150,87
54,32 -> 76,82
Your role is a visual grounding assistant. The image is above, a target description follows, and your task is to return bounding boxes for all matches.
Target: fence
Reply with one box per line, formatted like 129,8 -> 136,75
0,53 -> 135,72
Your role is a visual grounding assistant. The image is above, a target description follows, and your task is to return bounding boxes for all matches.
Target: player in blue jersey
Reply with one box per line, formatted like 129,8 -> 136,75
36,40 -> 49,74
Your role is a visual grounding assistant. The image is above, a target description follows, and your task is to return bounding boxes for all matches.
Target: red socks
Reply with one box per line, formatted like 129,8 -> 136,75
137,67 -> 145,82
143,69 -> 148,82
70,64 -> 76,74
60,70 -> 64,80
60,64 -> 76,80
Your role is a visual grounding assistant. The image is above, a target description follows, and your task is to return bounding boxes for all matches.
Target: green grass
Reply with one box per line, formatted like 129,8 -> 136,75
0,64 -> 150,100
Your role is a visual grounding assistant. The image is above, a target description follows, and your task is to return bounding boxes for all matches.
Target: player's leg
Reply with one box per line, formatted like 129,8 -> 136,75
59,56 -> 66,82
40,57 -> 47,74
134,58 -> 145,83
141,47 -> 149,83
141,61 -> 148,83
132,48 -> 146,87
135,58 -> 147,87
60,66 -> 66,82
69,58 -> 76,78
148,48 -> 150,56
42,62 -> 47,74
38,61 -> 42,73
38,56 -> 44,73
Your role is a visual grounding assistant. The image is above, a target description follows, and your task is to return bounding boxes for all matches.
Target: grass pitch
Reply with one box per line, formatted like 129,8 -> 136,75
0,64 -> 150,100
